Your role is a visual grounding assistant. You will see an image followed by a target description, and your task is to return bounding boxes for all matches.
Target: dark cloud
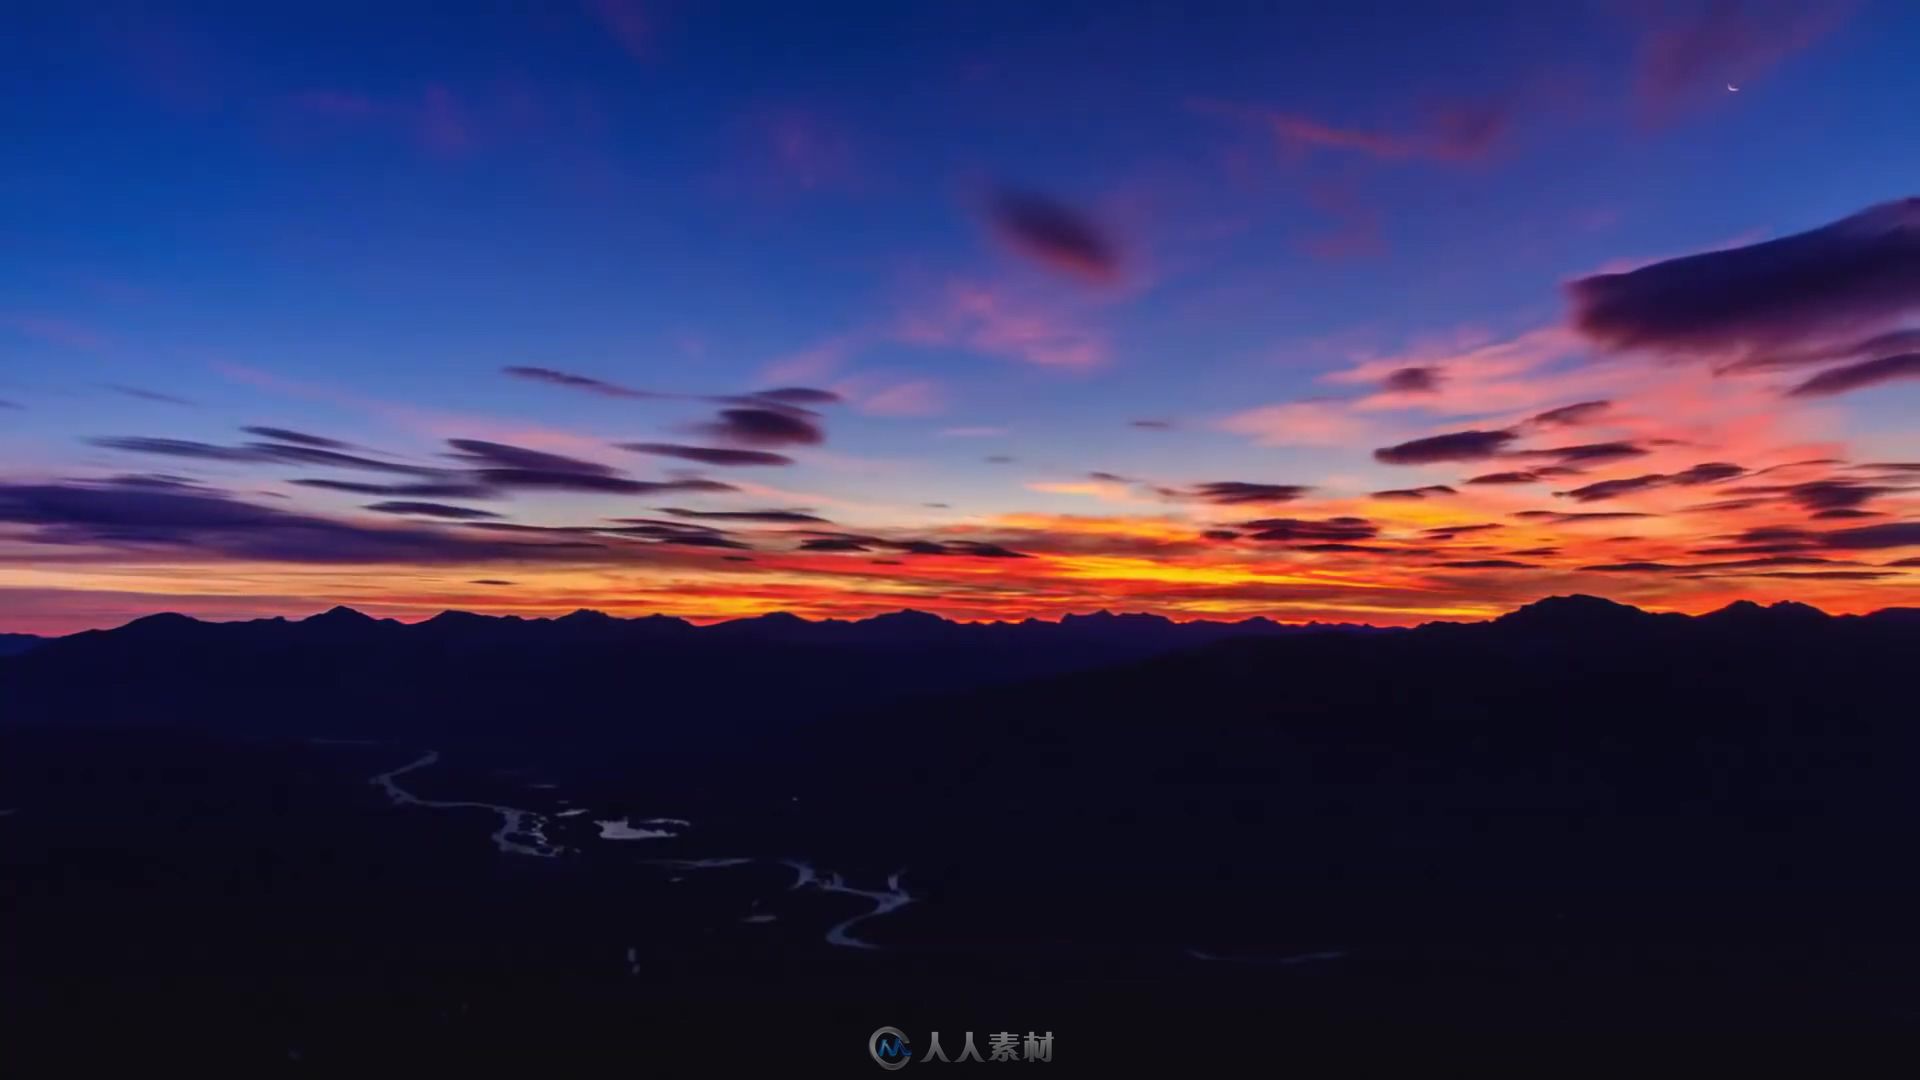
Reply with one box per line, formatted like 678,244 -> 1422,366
699,407 -> 825,447
1521,441 -> 1648,465
794,530 -> 1029,558
95,434 -> 437,475
599,524 -> 751,550
1371,485 -> 1455,500
364,501 -> 501,520
1697,556 -> 1846,570
108,384 -> 194,406
471,469 -> 735,495
1558,462 -> 1745,502
468,579 -> 516,585
1087,471 -> 1134,484
749,387 -> 841,405
1239,516 -> 1378,543
1464,470 -> 1540,485
1130,419 -> 1173,430
97,473 -> 203,491
653,507 -> 829,524
1528,400 -> 1610,427
1514,511 -> 1652,524
1723,328 -> 1920,373
1581,562 -> 1682,573
1783,481 -> 1893,511
1785,352 -> 1920,398
1811,508 -> 1880,520
1889,557 -> 1920,568
617,443 -> 795,466
1671,462 -> 1746,484
445,439 -> 618,475
1568,198 -> 1920,360
1373,429 -> 1515,465
292,478 -> 500,499
1422,523 -> 1501,537
0,481 -> 605,564
1720,570 -> 1897,581
504,366 -> 658,399
1189,482 -> 1312,504
241,426 -> 351,449
1437,559 -> 1537,569
1818,522 -> 1920,550
1201,529 -> 1240,541
1381,366 -> 1441,393
940,541 -> 1029,558
246,443 -> 444,476
800,537 -> 868,552
987,188 -> 1119,283
89,436 -> 259,462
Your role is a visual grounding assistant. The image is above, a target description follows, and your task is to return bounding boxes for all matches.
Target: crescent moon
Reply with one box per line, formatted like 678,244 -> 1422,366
1727,83 -> 1740,92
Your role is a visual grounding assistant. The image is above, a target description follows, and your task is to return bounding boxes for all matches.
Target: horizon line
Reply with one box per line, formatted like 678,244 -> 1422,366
13,594 -> 1915,641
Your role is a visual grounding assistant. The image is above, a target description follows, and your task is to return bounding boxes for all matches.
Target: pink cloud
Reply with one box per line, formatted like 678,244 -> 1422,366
1326,327 -> 1599,416
900,282 -> 1109,370
1200,96 -> 1510,166
1632,0 -> 1853,123
761,333 -> 865,384
849,378 -> 946,418
1215,400 -> 1373,447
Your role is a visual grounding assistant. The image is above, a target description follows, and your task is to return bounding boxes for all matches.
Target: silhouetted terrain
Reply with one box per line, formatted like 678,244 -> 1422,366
0,632 -> 40,657
3,596 -> 1918,1068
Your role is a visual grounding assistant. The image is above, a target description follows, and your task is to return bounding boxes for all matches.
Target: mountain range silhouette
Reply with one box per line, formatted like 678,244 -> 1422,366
6,592 -> 1920,1061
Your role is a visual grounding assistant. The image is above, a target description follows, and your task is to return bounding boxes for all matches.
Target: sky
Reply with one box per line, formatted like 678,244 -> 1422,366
2,1 -> 1917,634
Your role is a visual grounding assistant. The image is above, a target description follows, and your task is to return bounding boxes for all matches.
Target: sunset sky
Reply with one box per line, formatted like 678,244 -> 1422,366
2,2 -> 1917,634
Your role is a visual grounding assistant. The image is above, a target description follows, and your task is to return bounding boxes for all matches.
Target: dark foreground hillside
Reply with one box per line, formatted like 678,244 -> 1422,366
3,595 -> 1917,1069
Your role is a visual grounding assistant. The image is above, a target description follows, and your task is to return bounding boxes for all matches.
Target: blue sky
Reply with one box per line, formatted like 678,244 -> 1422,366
2,2 -> 1916,631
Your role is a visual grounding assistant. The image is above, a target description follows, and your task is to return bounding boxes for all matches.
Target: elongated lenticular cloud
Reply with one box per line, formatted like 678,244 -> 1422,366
618,443 -> 795,466
1187,482 -> 1312,505
364,501 -> 501,520
699,407 -> 825,447
445,439 -> 618,475
1786,353 -> 1920,398
1528,400 -> 1610,427
1373,429 -> 1516,465
987,188 -> 1119,283
505,366 -> 659,399
1568,198 -> 1920,361
1381,366 -> 1442,393
241,426 -> 352,449
750,387 -> 841,405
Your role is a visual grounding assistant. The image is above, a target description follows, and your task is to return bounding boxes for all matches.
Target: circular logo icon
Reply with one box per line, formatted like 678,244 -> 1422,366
869,1026 -> 913,1070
